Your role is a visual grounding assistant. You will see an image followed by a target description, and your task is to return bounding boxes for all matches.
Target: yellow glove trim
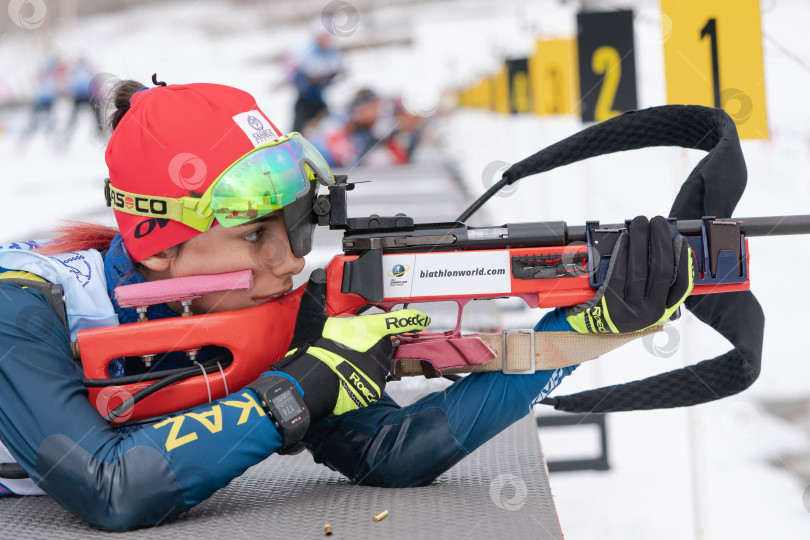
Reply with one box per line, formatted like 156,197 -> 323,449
322,309 -> 431,352
307,346 -> 381,414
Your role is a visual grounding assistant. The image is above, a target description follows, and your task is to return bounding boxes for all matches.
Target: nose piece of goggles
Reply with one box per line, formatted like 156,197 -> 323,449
105,132 -> 335,257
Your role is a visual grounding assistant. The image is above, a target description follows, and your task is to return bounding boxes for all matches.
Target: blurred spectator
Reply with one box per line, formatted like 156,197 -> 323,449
0,77 -> 12,134
308,89 -> 426,168
61,57 -> 104,145
287,30 -> 344,133
19,56 -> 63,143
381,97 -> 426,164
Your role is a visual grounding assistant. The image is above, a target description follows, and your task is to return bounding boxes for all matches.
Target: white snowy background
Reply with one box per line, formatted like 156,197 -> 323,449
1,0 -> 809,538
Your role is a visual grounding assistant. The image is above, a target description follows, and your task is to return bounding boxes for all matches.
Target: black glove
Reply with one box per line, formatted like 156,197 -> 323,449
567,215 -> 694,333
273,269 -> 430,423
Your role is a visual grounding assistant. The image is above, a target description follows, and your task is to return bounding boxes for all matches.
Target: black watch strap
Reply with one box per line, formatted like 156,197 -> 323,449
247,374 -> 310,455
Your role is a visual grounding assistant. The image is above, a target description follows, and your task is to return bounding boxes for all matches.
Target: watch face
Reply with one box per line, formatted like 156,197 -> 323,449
272,388 -> 305,422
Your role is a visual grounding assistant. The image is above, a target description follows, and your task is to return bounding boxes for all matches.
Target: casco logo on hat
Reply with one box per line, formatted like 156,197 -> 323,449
247,115 -> 263,131
108,185 -> 168,217
106,83 -> 283,262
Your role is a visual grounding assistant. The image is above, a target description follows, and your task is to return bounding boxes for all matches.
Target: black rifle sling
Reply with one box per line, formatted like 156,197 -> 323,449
499,105 -> 763,412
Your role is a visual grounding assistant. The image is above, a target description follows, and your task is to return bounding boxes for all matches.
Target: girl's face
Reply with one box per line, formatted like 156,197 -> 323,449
144,211 -> 306,314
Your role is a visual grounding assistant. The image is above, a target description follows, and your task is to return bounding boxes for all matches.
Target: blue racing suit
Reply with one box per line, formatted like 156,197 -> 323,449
0,235 -> 576,530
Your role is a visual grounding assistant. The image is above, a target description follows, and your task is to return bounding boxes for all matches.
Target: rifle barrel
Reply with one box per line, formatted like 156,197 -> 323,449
719,215 -> 810,237
566,215 -> 810,242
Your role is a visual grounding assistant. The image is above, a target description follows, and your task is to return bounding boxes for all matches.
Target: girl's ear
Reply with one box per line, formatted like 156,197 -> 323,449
139,251 -> 172,273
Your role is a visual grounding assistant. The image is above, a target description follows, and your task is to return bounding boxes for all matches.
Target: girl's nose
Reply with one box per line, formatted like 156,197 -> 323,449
259,233 -> 305,277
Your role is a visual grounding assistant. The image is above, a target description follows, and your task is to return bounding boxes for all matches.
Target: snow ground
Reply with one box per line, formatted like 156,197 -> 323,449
1,0 -> 810,538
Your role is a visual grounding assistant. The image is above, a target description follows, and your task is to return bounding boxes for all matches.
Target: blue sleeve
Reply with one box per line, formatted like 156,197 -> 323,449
535,307 -> 574,332
0,284 -> 282,531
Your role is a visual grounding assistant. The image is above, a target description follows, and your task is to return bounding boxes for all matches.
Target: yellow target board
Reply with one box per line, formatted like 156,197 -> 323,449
529,39 -> 579,116
493,66 -> 510,114
661,0 -> 768,139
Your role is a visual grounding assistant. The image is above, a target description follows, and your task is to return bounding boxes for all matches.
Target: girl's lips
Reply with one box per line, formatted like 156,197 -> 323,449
252,287 -> 292,304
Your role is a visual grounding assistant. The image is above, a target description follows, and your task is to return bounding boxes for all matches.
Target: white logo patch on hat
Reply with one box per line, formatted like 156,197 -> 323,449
233,111 -> 282,147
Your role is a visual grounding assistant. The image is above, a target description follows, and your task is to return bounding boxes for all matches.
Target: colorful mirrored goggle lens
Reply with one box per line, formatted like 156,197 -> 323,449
209,133 -> 333,227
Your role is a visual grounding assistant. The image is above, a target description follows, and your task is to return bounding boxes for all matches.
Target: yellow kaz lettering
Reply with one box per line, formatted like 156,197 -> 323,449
154,396 -> 265,452
221,392 -> 266,425
186,405 -> 223,434
153,416 -> 198,452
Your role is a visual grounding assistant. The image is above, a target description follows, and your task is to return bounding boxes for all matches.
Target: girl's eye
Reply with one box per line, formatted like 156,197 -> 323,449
242,229 -> 263,242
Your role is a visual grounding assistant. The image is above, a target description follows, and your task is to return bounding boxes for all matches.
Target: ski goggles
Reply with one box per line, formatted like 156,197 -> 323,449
105,132 -> 335,233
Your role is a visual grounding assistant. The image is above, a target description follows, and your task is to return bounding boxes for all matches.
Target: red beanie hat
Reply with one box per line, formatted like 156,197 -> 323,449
105,83 -> 283,262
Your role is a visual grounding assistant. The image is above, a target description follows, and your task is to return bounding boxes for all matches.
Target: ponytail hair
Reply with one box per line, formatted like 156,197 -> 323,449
107,79 -> 146,131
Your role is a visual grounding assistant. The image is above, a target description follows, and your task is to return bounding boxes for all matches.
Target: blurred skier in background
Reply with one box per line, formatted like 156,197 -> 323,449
287,28 -> 344,133
0,78 -> 11,134
60,56 -> 104,146
308,88 -> 426,168
19,55 -> 63,146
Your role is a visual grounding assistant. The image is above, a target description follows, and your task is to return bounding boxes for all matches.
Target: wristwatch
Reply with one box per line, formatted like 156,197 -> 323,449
247,374 -> 310,455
